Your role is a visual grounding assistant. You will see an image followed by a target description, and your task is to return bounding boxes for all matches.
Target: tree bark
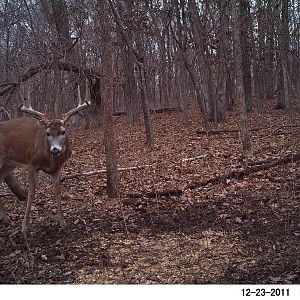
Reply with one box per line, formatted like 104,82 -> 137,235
240,0 -> 252,112
188,0 -> 216,121
281,0 -> 290,109
98,0 -> 119,198
122,0 -> 140,123
216,0 -> 231,121
231,0 -> 253,155
256,0 -> 266,107
265,0 -> 275,100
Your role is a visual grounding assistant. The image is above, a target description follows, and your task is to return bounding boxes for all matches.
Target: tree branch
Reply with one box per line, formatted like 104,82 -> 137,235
0,61 -> 101,98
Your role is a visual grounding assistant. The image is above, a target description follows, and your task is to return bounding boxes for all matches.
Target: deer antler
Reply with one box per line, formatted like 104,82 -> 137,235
19,84 -> 47,120
63,80 -> 91,123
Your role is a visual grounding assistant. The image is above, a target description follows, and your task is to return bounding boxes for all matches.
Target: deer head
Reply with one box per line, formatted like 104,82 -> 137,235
19,81 -> 91,158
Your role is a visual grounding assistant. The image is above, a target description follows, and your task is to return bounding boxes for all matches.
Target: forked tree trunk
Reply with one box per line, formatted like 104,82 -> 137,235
107,0 -> 155,151
170,1 -> 209,131
231,0 -> 253,155
188,0 -> 215,121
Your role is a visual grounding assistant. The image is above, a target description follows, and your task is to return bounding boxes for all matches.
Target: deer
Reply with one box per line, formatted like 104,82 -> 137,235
0,82 -> 91,235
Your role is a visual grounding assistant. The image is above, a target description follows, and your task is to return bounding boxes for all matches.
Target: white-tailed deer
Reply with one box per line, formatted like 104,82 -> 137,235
0,82 -> 91,235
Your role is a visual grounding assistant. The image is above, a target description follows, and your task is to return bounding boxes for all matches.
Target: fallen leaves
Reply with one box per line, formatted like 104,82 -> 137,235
1,102 -> 300,283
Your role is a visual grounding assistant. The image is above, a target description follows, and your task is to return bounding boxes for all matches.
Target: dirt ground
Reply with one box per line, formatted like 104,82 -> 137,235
1,101 -> 300,284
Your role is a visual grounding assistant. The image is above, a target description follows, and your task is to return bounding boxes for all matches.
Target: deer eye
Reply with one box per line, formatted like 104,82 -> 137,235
46,132 -> 51,137
60,129 -> 66,135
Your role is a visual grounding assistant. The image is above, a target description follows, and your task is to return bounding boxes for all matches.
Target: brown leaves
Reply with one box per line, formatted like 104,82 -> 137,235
1,103 -> 300,284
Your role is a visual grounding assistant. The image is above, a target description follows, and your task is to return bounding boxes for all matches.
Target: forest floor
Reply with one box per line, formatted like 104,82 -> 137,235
1,100 -> 300,284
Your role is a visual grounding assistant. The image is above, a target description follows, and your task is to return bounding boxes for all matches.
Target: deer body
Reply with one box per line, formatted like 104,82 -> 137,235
0,82 -> 90,235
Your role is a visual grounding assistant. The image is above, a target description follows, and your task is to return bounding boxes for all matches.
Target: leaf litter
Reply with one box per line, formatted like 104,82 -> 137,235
0,101 -> 300,284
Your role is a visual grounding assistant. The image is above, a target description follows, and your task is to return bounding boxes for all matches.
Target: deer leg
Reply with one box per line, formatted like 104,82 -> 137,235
22,167 -> 37,235
52,171 -> 66,229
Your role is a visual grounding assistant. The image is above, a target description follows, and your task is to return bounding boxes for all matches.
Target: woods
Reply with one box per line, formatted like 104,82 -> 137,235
1,0 -> 300,130
1,0 -> 300,285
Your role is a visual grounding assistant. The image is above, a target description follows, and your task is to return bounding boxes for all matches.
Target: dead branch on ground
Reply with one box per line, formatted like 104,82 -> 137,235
127,153 -> 300,199
61,164 -> 154,182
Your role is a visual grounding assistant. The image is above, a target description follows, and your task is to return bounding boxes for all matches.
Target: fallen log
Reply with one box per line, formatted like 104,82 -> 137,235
126,153 -> 300,199
197,124 -> 300,136
196,127 -> 265,135
274,124 -> 300,130
272,124 -> 300,135
112,111 -> 126,116
61,164 -> 154,182
4,175 -> 27,202
150,107 -> 179,114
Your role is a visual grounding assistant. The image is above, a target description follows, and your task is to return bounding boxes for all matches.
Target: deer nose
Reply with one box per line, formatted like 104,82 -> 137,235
51,147 -> 61,157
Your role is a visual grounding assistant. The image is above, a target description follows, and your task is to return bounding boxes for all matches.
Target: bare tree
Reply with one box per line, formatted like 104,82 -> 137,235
98,0 -> 119,198
277,0 -> 290,109
1,0 -> 300,157
108,0 -> 155,150
240,0 -> 252,112
231,0 -> 253,154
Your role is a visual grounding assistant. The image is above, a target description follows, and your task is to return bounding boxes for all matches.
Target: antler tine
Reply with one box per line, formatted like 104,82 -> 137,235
63,80 -> 91,123
19,83 -> 46,120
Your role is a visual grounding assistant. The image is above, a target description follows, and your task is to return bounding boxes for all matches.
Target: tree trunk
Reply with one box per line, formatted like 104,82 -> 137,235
138,63 -> 155,150
231,0 -> 253,155
122,0 -> 140,123
256,0 -> 266,107
276,0 -> 290,109
98,0 -> 119,198
188,0 -> 216,121
216,0 -> 231,121
240,0 -> 252,112
265,0 -> 275,100
40,0 -> 78,117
